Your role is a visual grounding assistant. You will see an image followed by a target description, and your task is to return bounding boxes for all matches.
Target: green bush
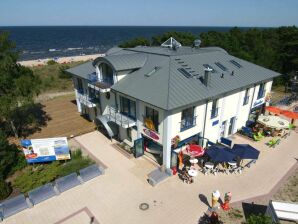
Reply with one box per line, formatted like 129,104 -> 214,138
58,65 -> 71,79
12,149 -> 94,193
246,214 -> 272,224
47,60 -> 57,65
0,179 -> 12,200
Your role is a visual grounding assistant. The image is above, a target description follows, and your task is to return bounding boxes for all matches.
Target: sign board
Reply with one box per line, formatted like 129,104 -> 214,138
142,128 -> 160,141
20,137 -> 71,163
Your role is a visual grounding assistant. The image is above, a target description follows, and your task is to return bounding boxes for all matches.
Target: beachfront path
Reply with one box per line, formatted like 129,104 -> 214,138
3,130 -> 297,224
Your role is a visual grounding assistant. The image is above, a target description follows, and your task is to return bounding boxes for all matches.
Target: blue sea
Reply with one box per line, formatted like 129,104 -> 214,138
0,26 -> 248,60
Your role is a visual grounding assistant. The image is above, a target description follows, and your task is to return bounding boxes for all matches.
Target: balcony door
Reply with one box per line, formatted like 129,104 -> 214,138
101,63 -> 114,85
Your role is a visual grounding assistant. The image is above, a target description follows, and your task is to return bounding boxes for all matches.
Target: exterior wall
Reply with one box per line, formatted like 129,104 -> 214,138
170,104 -> 205,140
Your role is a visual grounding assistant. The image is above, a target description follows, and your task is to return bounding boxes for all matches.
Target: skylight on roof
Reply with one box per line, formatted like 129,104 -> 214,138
215,62 -> 228,71
203,64 -> 217,73
177,68 -> 192,78
144,66 -> 160,77
230,60 -> 242,68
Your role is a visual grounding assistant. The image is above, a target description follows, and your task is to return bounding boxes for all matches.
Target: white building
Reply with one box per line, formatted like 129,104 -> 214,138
67,38 -> 280,172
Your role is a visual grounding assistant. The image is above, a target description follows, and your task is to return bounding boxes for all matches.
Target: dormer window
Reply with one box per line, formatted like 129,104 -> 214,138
101,63 -> 114,85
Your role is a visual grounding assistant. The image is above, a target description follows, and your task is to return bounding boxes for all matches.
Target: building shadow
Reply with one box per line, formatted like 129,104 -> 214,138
199,194 -> 211,208
242,202 -> 268,220
70,99 -> 77,105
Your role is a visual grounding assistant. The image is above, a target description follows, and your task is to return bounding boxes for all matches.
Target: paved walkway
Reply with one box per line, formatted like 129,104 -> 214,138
3,131 -> 297,224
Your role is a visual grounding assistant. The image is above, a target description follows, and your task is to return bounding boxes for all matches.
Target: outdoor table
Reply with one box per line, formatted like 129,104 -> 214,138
204,162 -> 214,169
257,115 -> 289,129
188,169 -> 198,177
189,158 -> 198,166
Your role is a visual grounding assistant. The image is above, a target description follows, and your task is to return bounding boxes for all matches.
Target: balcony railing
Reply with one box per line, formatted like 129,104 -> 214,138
76,91 -> 96,108
243,96 -> 250,106
88,76 -> 114,92
105,106 -> 136,128
211,108 -> 219,119
180,116 -> 197,132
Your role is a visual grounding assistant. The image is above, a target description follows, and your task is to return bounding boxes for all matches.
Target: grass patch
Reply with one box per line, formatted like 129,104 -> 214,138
31,61 -> 86,93
12,149 -> 94,193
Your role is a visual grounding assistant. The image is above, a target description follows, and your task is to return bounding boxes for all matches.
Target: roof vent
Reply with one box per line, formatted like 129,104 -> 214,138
221,73 -> 224,78
193,39 -> 201,48
161,37 -> 182,50
145,66 -> 160,77
231,71 -> 234,76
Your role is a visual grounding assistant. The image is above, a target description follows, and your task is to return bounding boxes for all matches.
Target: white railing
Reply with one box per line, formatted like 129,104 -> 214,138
105,106 -> 136,128
76,91 -> 96,108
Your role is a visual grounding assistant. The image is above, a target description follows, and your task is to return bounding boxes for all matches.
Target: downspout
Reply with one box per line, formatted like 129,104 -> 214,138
202,100 -> 209,147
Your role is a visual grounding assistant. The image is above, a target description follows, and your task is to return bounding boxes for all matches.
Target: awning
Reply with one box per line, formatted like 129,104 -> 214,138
229,144 -> 260,160
266,106 -> 283,114
96,115 -> 118,138
206,145 -> 236,162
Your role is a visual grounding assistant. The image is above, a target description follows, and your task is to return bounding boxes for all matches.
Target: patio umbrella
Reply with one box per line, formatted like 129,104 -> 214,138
230,144 -> 260,160
206,145 -> 236,162
280,110 -> 298,124
187,144 -> 205,157
265,106 -> 284,114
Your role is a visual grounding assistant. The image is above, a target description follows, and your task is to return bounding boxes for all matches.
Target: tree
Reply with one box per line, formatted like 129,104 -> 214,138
0,179 -> 11,200
0,32 -> 40,137
119,37 -> 150,48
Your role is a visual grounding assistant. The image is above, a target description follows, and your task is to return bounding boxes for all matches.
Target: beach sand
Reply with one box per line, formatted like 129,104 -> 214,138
18,53 -> 105,67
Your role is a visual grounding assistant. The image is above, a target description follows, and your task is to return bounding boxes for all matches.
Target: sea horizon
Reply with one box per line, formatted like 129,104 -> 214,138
0,25 -> 272,60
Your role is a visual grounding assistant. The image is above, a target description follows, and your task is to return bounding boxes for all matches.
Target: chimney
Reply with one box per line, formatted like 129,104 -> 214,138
204,67 -> 212,87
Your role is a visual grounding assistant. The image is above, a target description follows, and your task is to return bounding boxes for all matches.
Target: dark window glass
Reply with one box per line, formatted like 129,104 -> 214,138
77,78 -> 83,93
257,83 -> 265,99
145,106 -> 159,132
243,88 -> 250,105
181,107 -> 196,131
120,96 -> 136,120
211,99 -> 219,118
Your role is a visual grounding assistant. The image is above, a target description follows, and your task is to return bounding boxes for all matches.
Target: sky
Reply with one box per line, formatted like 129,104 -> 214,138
0,0 -> 298,27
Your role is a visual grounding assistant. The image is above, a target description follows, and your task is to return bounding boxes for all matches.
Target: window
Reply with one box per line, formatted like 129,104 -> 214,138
101,63 -> 114,85
230,60 -> 242,68
180,107 -> 196,131
211,99 -> 219,119
243,88 -> 250,106
177,68 -> 192,78
127,128 -> 132,141
120,96 -> 136,120
77,78 -> 83,93
145,106 -> 159,132
257,83 -> 266,99
215,62 -> 228,71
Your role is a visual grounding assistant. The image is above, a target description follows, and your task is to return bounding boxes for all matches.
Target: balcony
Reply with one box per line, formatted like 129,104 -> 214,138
88,74 -> 114,93
243,96 -> 250,106
211,108 -> 219,119
76,91 -> 96,108
180,116 -> 197,132
104,106 -> 136,128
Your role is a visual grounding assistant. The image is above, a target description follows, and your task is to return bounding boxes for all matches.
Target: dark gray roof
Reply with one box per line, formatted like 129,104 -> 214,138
112,47 -> 281,110
93,53 -> 147,71
66,61 -> 94,79
67,46 -> 281,111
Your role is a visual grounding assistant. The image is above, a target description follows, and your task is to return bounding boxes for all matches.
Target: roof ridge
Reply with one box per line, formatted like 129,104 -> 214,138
165,57 -> 172,110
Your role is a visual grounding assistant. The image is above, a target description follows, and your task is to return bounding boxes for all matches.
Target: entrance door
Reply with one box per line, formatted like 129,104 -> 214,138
228,117 -> 236,135
220,121 -> 227,137
134,138 -> 144,158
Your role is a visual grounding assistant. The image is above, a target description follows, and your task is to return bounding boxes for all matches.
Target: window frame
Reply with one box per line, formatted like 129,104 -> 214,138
145,106 -> 159,132
119,96 -> 136,120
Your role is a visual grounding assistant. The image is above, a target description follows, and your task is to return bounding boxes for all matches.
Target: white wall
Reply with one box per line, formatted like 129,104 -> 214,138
170,104 -> 205,141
